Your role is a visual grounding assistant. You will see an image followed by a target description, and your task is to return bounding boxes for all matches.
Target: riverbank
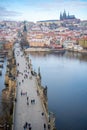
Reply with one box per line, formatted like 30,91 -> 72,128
25,47 -> 87,55
25,47 -> 50,52
25,47 -> 66,54
66,48 -> 87,54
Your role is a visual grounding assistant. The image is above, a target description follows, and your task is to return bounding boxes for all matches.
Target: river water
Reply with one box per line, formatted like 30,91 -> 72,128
0,58 -> 7,94
0,57 -> 7,114
29,51 -> 87,130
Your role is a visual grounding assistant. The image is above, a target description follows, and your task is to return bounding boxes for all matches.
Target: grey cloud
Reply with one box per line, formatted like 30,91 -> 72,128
0,7 -> 22,17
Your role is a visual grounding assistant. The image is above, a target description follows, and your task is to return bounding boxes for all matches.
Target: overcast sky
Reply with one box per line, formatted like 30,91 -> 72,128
0,0 -> 87,22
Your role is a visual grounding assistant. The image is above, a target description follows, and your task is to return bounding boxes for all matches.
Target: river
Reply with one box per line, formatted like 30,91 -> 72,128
29,51 -> 87,130
0,57 -> 7,114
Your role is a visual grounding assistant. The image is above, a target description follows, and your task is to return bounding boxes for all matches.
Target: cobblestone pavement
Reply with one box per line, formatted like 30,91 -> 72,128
13,43 -> 48,130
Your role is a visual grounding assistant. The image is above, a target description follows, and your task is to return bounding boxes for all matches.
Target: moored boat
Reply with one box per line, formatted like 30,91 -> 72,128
0,70 -> 2,75
0,64 -> 3,68
50,48 -> 65,53
49,43 -> 65,53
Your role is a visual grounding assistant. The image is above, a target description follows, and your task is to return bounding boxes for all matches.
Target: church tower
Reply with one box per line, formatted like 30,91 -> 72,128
60,12 -> 63,20
21,21 -> 29,47
63,10 -> 66,20
23,24 -> 27,41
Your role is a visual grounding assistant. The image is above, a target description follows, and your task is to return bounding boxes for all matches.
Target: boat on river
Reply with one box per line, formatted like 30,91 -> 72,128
50,48 -> 65,53
0,64 -> 3,68
49,43 -> 65,53
0,59 -> 4,62
0,70 -> 2,75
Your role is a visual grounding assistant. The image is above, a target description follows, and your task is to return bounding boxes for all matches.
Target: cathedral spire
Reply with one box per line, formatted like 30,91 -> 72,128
60,10 -> 76,20
63,9 -> 66,19
60,12 -> 63,20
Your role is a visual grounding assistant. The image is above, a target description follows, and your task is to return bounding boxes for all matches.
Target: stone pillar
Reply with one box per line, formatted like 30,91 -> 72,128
8,78 -> 12,92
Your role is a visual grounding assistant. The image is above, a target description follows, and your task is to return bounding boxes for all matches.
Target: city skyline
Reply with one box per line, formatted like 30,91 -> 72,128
0,0 -> 87,22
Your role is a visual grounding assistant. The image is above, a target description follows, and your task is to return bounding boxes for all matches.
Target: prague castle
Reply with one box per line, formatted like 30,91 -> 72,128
60,10 -> 76,20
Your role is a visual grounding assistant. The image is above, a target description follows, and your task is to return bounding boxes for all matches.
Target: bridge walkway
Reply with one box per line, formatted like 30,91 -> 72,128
13,43 -> 48,130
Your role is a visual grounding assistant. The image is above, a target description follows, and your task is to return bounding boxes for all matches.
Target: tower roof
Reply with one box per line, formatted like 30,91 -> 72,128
23,25 -> 27,32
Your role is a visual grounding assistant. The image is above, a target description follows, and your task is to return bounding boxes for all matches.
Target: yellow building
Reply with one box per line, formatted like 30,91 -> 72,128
35,34 -> 44,39
79,38 -> 87,49
4,42 -> 13,50
29,39 -> 45,47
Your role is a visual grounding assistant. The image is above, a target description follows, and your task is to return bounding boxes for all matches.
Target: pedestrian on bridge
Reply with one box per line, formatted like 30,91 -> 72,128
28,123 -> 31,127
27,101 -> 29,105
44,123 -> 46,130
21,91 -> 22,96
19,82 -> 21,85
27,96 -> 28,100
23,125 -> 26,130
29,127 -> 32,130
25,122 -> 28,128
48,124 -> 51,130
22,79 -> 24,83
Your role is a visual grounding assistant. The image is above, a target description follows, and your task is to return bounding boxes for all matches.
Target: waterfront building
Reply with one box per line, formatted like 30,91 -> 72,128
3,42 -> 13,50
28,37 -> 51,47
0,41 -> 4,50
29,39 -> 45,47
79,37 -> 87,49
